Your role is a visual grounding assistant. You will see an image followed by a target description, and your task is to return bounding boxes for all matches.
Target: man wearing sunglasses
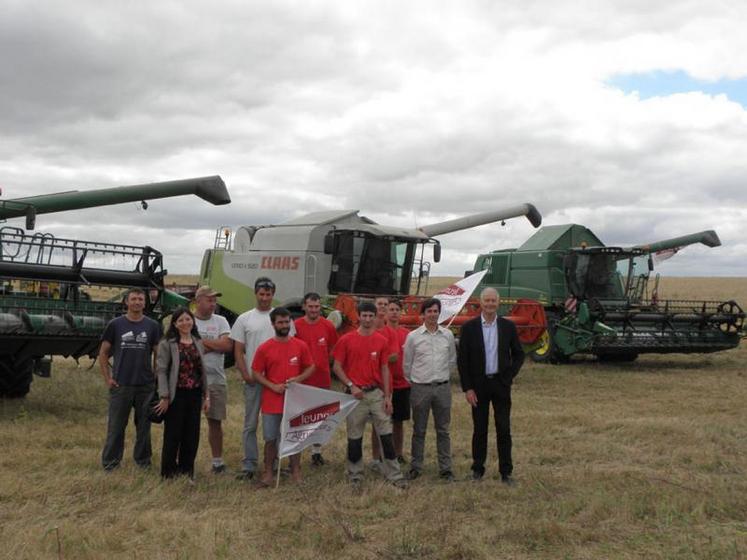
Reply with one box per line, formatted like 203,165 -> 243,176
230,277 -> 295,480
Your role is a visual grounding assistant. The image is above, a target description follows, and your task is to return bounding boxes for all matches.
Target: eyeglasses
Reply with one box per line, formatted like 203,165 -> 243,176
255,280 -> 275,290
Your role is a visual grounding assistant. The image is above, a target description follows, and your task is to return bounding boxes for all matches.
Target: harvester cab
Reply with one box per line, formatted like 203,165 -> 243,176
564,246 -> 645,303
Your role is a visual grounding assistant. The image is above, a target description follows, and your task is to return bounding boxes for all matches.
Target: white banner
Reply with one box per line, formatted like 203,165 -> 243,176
278,383 -> 359,458
434,269 -> 488,324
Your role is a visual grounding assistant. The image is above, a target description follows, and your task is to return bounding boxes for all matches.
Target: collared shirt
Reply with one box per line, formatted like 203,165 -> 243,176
481,314 -> 498,375
403,324 -> 457,384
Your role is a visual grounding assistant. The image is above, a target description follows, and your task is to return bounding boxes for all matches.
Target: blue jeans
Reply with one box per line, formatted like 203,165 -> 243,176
241,382 -> 261,472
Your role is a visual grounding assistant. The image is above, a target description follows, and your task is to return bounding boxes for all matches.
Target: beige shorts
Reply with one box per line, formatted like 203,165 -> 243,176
206,384 -> 227,421
346,388 -> 392,440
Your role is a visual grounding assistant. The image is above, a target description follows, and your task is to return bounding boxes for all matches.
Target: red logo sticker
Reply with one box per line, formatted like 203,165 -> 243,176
289,402 -> 341,427
440,284 -> 465,296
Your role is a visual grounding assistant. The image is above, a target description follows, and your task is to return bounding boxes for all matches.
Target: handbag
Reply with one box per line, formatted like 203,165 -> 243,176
147,391 -> 166,424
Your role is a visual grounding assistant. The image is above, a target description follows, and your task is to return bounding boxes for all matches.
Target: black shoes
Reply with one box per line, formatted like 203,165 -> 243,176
501,475 -> 516,487
311,453 -> 325,467
471,470 -> 484,481
396,455 -> 407,465
212,464 -> 227,474
406,469 -> 421,480
439,470 -> 455,482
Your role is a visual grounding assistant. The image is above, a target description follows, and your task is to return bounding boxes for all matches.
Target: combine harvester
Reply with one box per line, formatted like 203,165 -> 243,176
0,176 -> 230,397
198,204 -> 547,345
471,224 -> 745,363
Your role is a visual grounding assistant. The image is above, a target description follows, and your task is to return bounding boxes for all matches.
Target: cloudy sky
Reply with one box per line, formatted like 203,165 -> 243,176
1,0 -> 746,277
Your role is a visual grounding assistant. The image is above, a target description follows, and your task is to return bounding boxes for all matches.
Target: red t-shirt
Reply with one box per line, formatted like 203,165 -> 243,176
252,337 -> 313,414
376,325 -> 400,386
332,330 -> 389,388
389,326 -> 410,390
294,316 -> 338,388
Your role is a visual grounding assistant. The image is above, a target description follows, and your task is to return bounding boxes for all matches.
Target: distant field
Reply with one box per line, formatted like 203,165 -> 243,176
0,277 -> 745,559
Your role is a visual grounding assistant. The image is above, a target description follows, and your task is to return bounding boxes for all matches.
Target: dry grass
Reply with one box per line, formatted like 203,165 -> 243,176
1,278 -> 746,559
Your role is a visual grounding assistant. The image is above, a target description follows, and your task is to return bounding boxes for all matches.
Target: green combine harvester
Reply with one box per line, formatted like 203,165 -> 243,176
0,176 -> 230,398
471,224 -> 745,363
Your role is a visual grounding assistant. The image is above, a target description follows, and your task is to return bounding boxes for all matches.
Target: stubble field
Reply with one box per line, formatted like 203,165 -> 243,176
0,277 -> 745,559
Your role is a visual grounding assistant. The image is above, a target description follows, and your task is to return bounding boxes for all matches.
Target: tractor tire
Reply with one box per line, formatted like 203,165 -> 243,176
529,313 -> 569,364
529,330 -> 555,363
596,352 -> 639,363
0,357 -> 33,399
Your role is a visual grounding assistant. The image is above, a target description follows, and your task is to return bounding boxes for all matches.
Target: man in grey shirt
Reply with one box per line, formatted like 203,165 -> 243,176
194,285 -> 233,474
403,297 -> 457,481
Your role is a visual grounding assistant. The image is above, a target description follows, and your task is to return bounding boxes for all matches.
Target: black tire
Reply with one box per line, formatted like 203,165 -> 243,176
530,312 -> 569,364
0,357 -> 33,398
529,330 -> 555,363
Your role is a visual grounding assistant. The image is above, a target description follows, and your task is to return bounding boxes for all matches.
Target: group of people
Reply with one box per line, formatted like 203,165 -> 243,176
98,277 -> 525,487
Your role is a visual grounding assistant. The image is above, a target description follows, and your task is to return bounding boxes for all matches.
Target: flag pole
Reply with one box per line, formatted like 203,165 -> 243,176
276,457 -> 282,489
444,312 -> 458,329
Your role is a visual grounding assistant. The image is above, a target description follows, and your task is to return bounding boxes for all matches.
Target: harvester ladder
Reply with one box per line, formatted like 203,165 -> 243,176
213,226 -> 232,250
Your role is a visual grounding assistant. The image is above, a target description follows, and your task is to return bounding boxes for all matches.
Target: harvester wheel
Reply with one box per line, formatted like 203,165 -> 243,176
529,313 -> 568,364
0,357 -> 33,399
529,330 -> 554,363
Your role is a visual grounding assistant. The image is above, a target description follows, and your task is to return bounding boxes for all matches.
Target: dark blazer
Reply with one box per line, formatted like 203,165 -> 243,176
458,315 -> 525,391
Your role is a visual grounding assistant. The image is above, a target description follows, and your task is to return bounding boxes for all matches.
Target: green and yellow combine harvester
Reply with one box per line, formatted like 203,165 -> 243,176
0,176 -> 230,397
471,224 -> 746,363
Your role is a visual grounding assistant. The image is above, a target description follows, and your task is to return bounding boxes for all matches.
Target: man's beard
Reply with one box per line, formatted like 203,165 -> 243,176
274,326 -> 290,337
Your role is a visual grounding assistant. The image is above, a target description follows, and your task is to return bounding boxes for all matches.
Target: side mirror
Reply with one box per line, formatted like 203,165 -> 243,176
433,243 -> 441,263
25,206 -> 36,230
323,234 -> 334,255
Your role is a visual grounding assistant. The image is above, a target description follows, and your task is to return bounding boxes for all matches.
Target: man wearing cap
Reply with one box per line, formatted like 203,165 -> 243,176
230,277 -> 295,480
193,286 -> 233,474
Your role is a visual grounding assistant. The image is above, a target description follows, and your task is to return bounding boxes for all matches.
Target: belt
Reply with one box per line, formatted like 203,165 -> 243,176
345,384 -> 380,394
414,380 -> 449,386
485,373 -> 499,379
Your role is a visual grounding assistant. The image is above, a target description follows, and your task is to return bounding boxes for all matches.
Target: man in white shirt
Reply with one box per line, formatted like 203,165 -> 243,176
229,277 -> 278,480
403,298 -> 457,481
193,285 -> 233,474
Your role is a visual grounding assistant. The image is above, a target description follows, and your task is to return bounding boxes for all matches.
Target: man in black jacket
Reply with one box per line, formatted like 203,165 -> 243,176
457,287 -> 525,484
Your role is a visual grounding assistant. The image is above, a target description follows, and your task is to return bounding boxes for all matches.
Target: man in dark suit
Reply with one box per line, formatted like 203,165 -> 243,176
457,287 -> 525,484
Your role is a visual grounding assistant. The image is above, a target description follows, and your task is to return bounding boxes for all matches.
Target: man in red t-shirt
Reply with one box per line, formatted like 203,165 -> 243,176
370,296 -> 400,469
252,307 -> 314,485
332,300 -> 406,487
387,299 -> 411,462
294,292 -> 339,466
